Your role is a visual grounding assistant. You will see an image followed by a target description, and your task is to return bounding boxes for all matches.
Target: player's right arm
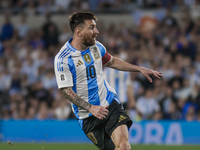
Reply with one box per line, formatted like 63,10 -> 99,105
61,87 -> 109,120
97,41 -> 162,83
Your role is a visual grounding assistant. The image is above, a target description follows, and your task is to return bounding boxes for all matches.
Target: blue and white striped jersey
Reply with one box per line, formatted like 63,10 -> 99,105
54,38 -> 117,119
104,68 -> 131,104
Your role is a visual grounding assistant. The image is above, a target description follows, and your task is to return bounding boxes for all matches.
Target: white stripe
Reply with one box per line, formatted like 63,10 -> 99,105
110,69 -> 115,89
74,51 -> 89,103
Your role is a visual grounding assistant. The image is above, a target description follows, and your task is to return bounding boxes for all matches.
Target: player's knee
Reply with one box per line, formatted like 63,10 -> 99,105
115,139 -> 130,150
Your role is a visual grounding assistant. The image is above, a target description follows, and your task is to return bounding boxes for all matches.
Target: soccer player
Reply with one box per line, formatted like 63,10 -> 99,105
54,12 -> 162,150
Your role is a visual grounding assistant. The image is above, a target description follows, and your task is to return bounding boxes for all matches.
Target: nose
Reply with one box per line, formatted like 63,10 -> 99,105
94,28 -> 99,34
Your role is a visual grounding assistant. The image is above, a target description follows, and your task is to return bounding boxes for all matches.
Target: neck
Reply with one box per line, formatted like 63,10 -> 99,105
71,37 -> 88,51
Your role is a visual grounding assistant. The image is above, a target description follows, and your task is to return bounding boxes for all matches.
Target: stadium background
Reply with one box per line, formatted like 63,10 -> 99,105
1,0 -> 200,149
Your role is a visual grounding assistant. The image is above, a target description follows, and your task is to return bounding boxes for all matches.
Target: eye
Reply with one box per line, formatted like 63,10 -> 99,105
90,25 -> 94,29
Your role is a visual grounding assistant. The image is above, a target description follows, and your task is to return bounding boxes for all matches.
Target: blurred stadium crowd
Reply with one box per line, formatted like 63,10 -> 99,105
1,0 -> 200,122
1,0 -> 200,14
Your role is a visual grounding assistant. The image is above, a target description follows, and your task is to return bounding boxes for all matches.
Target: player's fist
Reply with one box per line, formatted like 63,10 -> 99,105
89,105 -> 109,120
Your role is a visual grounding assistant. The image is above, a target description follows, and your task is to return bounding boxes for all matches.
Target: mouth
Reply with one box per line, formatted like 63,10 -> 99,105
92,35 -> 97,40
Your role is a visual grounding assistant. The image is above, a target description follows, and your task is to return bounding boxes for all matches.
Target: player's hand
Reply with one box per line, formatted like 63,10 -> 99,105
89,105 -> 109,120
139,67 -> 162,83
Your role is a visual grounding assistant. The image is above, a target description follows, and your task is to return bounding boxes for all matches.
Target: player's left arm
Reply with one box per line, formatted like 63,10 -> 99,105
104,55 -> 162,83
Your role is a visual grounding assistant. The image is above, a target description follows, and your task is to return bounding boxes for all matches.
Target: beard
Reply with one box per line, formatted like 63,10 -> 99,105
82,33 -> 96,47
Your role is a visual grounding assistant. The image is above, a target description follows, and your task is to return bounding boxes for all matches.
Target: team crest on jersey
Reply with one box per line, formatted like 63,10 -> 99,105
92,47 -> 100,60
60,74 -> 65,81
83,54 -> 91,63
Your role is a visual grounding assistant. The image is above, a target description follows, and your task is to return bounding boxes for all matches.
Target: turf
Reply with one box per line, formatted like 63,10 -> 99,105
0,143 -> 200,150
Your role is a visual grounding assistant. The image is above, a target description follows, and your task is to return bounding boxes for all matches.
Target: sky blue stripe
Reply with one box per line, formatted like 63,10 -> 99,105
104,80 -> 115,104
81,50 -> 100,106
115,70 -> 119,99
68,56 -> 79,119
125,72 -> 128,82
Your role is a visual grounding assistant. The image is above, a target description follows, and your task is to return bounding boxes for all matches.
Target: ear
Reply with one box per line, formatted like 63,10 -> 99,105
75,27 -> 82,37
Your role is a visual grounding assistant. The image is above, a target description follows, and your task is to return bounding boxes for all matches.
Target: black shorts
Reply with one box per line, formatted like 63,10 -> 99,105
82,99 -> 133,150
122,102 -> 128,110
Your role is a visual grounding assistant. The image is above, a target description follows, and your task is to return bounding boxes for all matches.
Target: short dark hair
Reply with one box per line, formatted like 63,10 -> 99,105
69,12 -> 97,33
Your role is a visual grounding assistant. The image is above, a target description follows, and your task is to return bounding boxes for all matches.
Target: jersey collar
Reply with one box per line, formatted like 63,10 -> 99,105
67,37 -> 96,53
67,38 -> 77,52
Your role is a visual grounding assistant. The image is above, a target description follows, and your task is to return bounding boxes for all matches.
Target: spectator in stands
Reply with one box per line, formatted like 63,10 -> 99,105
31,81 -> 53,106
36,0 -> 52,15
18,101 -> 27,119
21,55 -> 38,85
54,100 -> 72,120
24,0 -> 36,16
36,101 -> 51,120
162,9 -> 178,28
28,29 -> 45,49
153,110 -> 163,120
26,106 -> 37,120
16,13 -> 30,39
136,88 -> 160,119
42,69 -> 57,90
43,24 -> 59,48
185,105 -> 196,122
0,14 -> 15,42
2,105 -> 10,120
164,101 -> 182,120
41,13 -> 58,48
54,0 -> 72,12
59,24 -> 72,44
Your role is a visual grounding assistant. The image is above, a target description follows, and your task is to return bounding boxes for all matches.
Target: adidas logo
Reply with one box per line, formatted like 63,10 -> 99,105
118,115 -> 126,122
76,60 -> 84,67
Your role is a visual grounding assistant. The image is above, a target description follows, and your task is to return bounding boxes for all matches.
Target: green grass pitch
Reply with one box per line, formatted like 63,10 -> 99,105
0,143 -> 200,150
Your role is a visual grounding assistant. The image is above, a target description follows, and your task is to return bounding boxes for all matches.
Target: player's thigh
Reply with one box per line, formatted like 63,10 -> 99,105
111,124 -> 130,148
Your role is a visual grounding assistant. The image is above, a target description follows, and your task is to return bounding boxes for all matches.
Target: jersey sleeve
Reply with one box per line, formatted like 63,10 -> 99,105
54,57 -> 73,89
96,41 -> 112,65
